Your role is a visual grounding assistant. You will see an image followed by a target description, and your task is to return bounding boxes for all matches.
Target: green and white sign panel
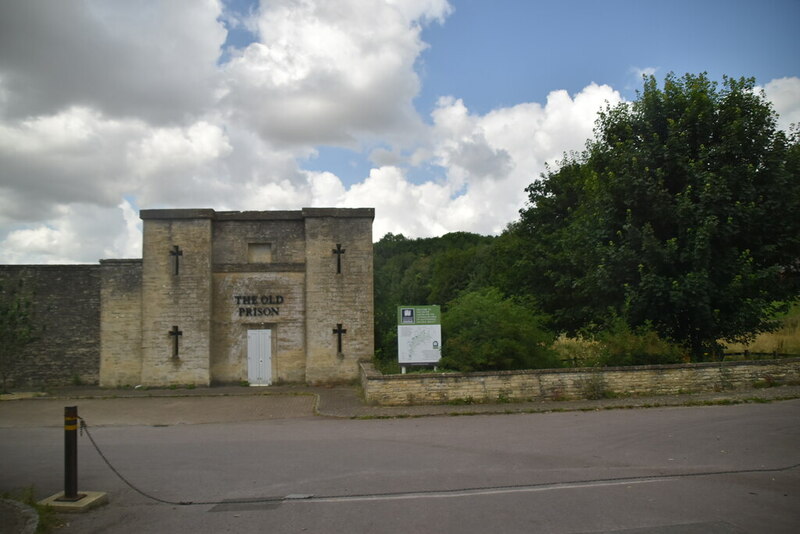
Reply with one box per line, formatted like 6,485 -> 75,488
397,305 -> 442,364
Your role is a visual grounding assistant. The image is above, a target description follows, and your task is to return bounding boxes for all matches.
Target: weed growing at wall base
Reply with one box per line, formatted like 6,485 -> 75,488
1,486 -> 62,533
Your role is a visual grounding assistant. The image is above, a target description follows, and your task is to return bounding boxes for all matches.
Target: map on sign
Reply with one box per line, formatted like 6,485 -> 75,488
397,305 -> 441,364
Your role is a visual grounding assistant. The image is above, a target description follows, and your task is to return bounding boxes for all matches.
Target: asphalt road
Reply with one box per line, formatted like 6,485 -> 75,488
1,397 -> 799,533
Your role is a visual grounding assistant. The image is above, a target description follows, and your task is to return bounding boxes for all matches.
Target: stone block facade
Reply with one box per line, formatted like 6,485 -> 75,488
360,359 -> 800,405
211,271 -> 307,384
99,260 -> 142,386
139,212 -> 213,386
99,208 -> 374,387
304,210 -> 375,384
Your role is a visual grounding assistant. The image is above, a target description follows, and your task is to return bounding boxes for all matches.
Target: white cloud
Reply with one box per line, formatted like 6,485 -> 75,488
0,0 -> 226,123
308,171 -> 347,204
762,76 -> 800,133
305,82 -> 624,240
630,66 -> 659,81
0,0 -> 796,265
129,119 -> 234,205
0,107 -> 244,221
221,0 -> 448,146
414,83 -> 623,235
135,121 -> 232,175
0,107 -> 148,221
342,166 -> 453,238
0,201 -> 142,264
0,0 -> 457,262
112,199 -> 144,259
626,67 -> 659,92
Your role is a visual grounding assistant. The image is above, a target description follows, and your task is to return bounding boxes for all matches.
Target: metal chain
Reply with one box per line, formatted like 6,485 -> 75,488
79,418 -> 204,506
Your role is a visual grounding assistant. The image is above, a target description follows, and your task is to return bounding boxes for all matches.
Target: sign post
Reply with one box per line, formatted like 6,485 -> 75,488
397,305 -> 442,373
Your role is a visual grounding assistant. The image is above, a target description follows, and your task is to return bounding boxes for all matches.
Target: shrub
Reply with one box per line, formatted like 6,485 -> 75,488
595,317 -> 685,366
551,334 -> 603,367
440,288 -> 560,372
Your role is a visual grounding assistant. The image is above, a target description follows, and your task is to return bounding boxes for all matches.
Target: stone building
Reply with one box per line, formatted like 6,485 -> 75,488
0,207 -> 374,387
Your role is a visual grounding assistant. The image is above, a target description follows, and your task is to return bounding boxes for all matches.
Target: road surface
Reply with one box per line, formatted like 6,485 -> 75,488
1,396 -> 798,533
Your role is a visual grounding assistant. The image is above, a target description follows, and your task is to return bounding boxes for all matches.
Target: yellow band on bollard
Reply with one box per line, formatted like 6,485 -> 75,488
65,416 -> 78,431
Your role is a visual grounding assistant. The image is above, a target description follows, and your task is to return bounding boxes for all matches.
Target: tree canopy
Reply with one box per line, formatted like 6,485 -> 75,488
517,73 -> 800,358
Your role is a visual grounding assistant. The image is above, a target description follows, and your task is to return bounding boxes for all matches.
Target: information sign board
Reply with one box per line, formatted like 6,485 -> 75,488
397,305 -> 442,364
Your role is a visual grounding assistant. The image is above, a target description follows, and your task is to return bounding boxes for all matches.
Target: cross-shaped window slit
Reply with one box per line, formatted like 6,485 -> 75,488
169,245 -> 183,275
332,244 -> 346,274
169,325 -> 183,358
332,323 -> 347,354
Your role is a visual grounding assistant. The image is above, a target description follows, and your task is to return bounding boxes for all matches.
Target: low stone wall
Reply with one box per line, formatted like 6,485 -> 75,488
360,359 -> 800,406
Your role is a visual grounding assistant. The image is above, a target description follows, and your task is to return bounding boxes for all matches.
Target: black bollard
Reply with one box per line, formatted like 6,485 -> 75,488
57,406 -> 85,502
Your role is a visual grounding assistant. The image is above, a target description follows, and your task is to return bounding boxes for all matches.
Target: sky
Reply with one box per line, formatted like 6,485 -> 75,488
0,0 -> 798,264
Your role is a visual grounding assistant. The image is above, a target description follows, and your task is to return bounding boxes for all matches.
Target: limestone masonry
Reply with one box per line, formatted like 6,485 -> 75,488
360,359 -> 800,405
102,208 -> 375,387
0,208 -> 374,387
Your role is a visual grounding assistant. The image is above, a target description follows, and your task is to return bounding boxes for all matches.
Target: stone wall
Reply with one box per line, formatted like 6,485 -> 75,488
211,271 -> 306,384
360,359 -> 800,405
0,265 -> 100,387
304,209 -> 374,384
99,260 -> 142,387
211,213 -> 306,265
209,211 -> 308,384
140,211 -> 213,386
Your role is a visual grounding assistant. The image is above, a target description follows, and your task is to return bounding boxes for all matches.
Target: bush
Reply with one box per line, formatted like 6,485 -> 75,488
440,288 -> 560,372
551,334 -> 603,367
595,317 -> 685,366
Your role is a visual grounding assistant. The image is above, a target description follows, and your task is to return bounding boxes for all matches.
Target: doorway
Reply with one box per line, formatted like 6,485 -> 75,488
247,329 -> 272,386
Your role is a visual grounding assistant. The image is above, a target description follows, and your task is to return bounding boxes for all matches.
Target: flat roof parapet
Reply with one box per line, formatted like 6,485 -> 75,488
302,208 -> 374,219
140,209 -> 216,220
0,264 -> 101,269
140,208 -> 374,221
99,259 -> 143,264
215,210 -> 303,221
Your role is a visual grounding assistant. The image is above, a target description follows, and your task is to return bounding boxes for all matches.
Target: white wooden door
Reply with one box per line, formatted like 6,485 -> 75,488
247,329 -> 272,386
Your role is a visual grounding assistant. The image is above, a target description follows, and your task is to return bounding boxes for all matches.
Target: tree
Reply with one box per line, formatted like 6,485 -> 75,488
519,73 -> 800,359
440,288 -> 559,372
0,280 -> 36,392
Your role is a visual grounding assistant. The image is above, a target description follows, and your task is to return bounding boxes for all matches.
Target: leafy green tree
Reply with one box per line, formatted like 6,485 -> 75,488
0,281 -> 36,392
519,73 -> 800,359
440,288 -> 559,372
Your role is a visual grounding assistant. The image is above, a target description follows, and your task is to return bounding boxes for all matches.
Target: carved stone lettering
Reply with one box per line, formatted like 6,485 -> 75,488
234,294 -> 284,318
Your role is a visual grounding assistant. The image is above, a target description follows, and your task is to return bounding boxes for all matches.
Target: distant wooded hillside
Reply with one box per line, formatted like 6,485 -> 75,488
374,231 -> 495,362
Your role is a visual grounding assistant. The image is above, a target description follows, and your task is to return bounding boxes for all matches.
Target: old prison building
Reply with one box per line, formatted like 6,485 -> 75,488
1,208 -> 375,388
